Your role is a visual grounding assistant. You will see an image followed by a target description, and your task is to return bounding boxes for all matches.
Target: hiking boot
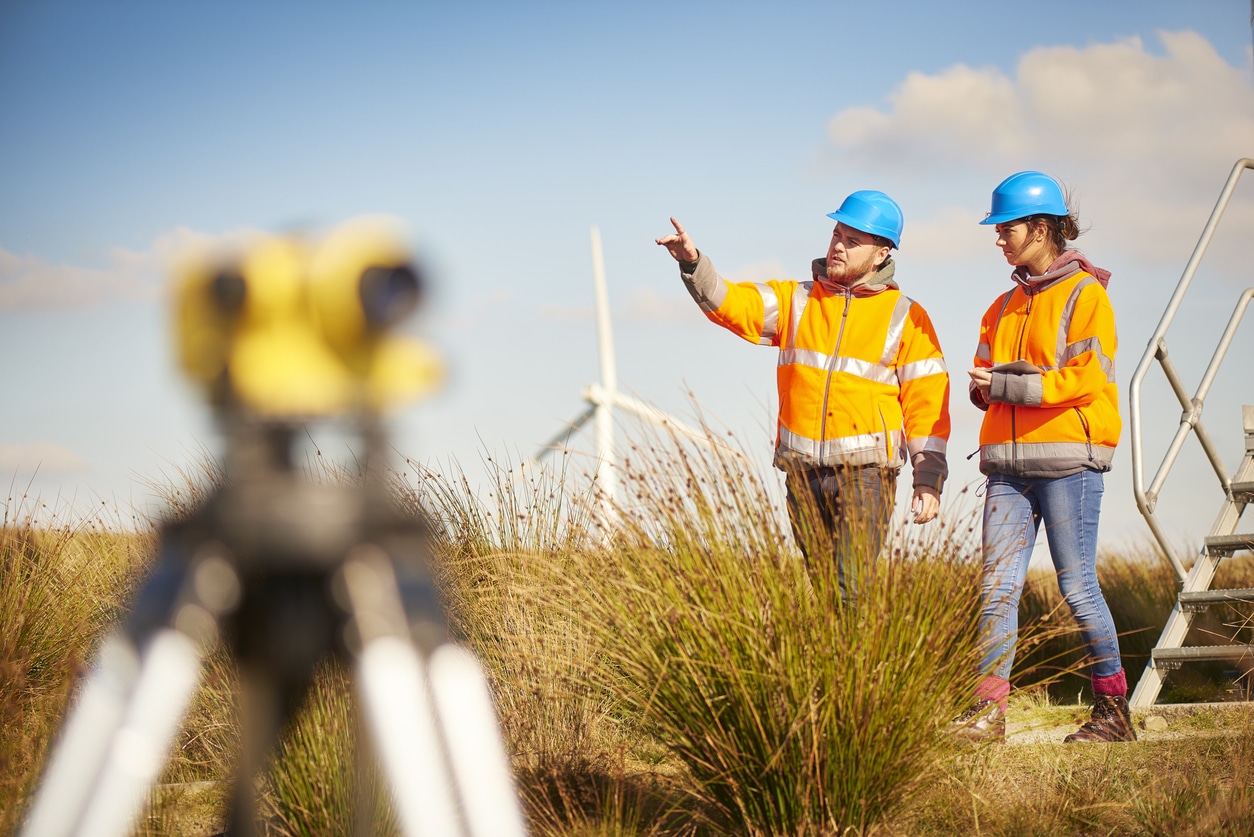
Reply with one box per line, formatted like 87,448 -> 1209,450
949,698 -> 1006,744
1064,695 -> 1137,743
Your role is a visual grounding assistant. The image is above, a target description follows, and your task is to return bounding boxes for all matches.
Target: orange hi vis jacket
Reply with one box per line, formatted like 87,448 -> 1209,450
970,251 -> 1119,479
681,253 -> 950,492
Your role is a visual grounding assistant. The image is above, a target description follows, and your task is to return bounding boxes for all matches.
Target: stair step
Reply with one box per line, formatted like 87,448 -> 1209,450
1178,588 -> 1254,610
1153,645 -> 1254,665
1231,480 -> 1254,501
1204,533 -> 1254,555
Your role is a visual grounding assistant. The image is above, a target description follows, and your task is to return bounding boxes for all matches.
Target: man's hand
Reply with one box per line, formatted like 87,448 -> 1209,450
911,486 -> 940,524
655,217 -> 699,263
968,367 -> 992,403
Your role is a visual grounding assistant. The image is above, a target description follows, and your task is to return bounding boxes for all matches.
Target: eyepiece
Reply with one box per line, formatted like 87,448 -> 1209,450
210,269 -> 247,314
359,264 -> 422,328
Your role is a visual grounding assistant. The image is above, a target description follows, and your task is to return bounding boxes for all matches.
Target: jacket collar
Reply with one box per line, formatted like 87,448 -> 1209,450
810,256 -> 899,296
1012,250 -> 1112,293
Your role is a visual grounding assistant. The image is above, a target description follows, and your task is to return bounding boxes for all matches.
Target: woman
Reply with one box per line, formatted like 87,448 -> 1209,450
955,171 -> 1134,744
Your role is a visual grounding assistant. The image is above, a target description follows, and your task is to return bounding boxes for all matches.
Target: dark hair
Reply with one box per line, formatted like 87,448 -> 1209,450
1023,211 -> 1081,256
1025,185 -> 1083,255
871,234 -> 894,250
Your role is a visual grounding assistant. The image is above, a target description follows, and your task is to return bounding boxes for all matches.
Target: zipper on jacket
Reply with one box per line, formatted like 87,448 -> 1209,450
1073,407 -> 1095,462
878,404 -> 891,459
1015,291 -> 1034,359
1010,406 -> 1017,468
1010,290 -> 1034,468
817,286 -> 852,450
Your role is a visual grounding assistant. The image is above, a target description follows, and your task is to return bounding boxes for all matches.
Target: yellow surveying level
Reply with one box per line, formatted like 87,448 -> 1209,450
174,218 -> 442,415
21,220 -> 527,837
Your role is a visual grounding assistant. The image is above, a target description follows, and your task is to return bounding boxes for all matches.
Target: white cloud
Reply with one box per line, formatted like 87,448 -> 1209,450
828,31 -> 1253,178
538,261 -> 804,326
0,225 -> 267,311
825,30 -> 1254,274
622,286 -> 692,322
537,302 -> 594,323
0,442 -> 89,475
898,206 -> 990,263
724,260 -> 800,285
0,246 -> 158,310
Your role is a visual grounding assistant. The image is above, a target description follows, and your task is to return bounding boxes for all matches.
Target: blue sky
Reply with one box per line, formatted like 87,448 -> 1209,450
2,0 -> 1253,561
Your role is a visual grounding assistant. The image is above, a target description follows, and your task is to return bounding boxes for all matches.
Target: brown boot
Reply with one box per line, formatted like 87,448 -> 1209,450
949,698 -> 1006,744
1063,695 -> 1137,743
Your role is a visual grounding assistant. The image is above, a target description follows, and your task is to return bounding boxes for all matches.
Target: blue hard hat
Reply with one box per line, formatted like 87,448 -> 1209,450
980,171 -> 1068,225
826,190 -> 903,248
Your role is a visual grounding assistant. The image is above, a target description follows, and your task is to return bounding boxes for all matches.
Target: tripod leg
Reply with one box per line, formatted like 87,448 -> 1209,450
20,634 -> 138,837
343,547 -> 461,836
21,628 -> 205,837
342,548 -> 528,837
357,636 -> 464,837
427,644 -> 528,837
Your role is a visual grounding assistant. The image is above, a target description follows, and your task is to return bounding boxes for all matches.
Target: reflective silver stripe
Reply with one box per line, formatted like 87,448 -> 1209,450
1060,336 -> 1116,381
777,350 -> 899,385
778,287 -> 911,387
755,283 -> 780,346
1055,276 -> 1097,366
780,347 -> 829,371
839,356 -> 897,385
990,291 -> 1015,341
778,425 -> 907,467
976,343 -> 991,362
897,357 -> 947,383
981,441 -> 1115,465
880,294 -> 914,367
784,283 -> 812,350
906,435 -> 947,456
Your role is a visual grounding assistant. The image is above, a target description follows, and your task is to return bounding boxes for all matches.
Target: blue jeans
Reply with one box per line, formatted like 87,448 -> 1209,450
785,465 -> 897,606
978,470 -> 1123,679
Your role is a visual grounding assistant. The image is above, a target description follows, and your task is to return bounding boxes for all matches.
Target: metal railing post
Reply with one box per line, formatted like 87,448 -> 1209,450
1128,157 -> 1254,582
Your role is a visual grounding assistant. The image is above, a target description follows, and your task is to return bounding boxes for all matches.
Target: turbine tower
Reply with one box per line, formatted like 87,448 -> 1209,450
533,226 -> 746,525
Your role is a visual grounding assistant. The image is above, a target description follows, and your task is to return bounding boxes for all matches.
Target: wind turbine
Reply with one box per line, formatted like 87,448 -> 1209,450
532,227 -> 747,525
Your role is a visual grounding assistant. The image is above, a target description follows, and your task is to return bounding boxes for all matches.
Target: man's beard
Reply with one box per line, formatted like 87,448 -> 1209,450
826,252 -> 877,286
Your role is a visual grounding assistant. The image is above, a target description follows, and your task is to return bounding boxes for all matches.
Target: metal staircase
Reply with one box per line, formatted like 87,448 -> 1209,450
1128,158 -> 1254,709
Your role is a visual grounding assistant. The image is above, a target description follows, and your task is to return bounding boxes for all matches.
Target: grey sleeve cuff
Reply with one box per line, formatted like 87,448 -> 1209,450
911,450 -> 948,494
680,252 -> 727,312
989,370 -> 1043,407
968,380 -> 989,412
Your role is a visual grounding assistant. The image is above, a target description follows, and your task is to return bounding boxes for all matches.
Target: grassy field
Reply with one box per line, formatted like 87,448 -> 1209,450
4,435 -> 1254,836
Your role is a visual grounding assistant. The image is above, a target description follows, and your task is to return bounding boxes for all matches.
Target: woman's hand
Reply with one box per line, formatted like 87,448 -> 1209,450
968,367 -> 992,403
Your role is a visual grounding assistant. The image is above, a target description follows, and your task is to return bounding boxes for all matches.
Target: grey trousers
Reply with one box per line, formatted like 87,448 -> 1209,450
784,464 -> 897,606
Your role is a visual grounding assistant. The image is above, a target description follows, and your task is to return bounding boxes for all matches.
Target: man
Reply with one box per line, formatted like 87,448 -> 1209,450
656,191 -> 951,603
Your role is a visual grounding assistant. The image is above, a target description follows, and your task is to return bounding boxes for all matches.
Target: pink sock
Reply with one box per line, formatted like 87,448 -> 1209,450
976,675 -> 1011,713
1091,669 -> 1127,697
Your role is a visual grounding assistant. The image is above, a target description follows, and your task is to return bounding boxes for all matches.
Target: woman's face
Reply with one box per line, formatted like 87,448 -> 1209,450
994,219 -> 1050,270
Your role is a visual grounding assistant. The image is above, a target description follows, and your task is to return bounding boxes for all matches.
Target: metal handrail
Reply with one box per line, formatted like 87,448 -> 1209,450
1129,157 -> 1254,582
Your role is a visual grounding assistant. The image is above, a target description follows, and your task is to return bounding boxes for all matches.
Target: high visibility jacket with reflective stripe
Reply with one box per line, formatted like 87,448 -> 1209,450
682,254 -> 950,491
972,259 -> 1119,479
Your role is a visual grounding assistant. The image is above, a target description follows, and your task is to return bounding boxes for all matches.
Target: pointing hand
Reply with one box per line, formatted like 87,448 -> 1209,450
655,217 -> 699,263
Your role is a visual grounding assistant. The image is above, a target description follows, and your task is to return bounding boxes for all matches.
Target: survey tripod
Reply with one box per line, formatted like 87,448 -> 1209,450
21,220 -> 528,837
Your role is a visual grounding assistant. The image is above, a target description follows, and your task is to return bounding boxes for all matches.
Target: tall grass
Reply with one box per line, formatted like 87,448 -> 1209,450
1016,549 -> 1254,702
908,708 -> 1254,836
262,661 -> 400,836
397,451 -> 635,818
9,424 -> 1254,836
0,494 -> 156,834
511,429 -> 989,835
